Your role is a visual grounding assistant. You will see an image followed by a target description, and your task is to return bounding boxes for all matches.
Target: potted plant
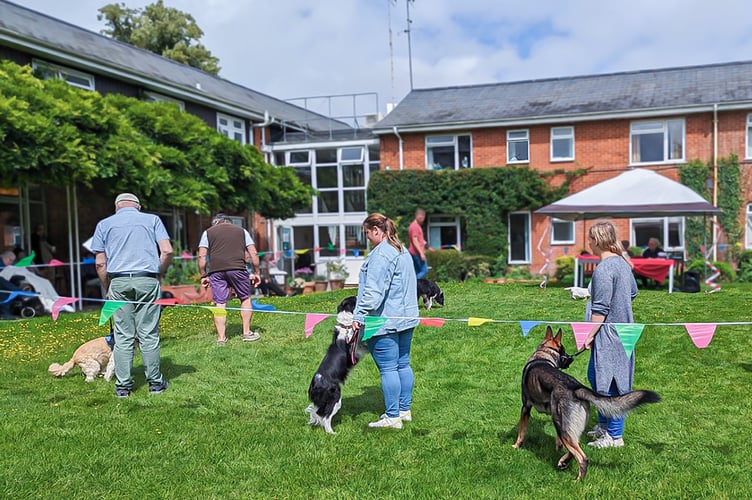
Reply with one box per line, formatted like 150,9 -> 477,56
288,276 -> 307,295
313,274 -> 328,292
326,259 -> 349,291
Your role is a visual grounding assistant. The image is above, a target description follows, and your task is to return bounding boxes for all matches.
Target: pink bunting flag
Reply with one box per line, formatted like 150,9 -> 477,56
51,297 -> 78,320
571,322 -> 593,349
154,298 -> 181,306
304,313 -> 329,338
48,258 -> 66,267
685,323 -> 717,348
419,318 -> 446,327
180,251 -> 193,259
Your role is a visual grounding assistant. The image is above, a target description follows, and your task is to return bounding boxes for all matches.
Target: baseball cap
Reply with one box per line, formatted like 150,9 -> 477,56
115,193 -> 140,205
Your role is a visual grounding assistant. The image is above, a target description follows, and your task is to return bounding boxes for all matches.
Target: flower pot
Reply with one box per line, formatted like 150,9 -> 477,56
314,280 -> 328,292
328,279 -> 345,291
302,281 -> 316,294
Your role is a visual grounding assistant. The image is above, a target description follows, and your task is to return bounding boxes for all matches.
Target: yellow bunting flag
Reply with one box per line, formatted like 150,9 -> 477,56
208,306 -> 227,317
468,317 -> 492,327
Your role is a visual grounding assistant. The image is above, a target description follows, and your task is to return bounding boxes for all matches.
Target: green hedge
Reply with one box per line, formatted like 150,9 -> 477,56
426,249 -> 495,282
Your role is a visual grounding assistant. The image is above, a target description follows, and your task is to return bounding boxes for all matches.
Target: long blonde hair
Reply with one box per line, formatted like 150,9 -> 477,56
589,221 -> 628,262
363,213 -> 403,252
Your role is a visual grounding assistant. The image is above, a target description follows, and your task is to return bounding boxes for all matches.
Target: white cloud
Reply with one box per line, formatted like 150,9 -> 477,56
10,0 -> 752,116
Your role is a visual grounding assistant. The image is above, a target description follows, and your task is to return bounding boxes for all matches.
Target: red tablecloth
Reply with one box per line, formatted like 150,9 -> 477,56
578,255 -> 674,283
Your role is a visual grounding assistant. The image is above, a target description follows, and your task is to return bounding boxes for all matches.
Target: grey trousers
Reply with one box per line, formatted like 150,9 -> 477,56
109,276 -> 163,390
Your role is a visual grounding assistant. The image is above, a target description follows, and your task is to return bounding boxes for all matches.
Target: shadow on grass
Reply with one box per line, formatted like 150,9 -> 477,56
160,356 -> 197,381
741,363 -> 752,372
341,385 -> 386,418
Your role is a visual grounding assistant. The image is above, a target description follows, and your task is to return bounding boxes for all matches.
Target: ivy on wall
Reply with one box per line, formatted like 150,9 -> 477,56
367,167 -> 580,259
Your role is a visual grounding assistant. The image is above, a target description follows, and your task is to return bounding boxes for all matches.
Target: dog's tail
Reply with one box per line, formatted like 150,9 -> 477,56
48,359 -> 76,377
576,388 -> 661,418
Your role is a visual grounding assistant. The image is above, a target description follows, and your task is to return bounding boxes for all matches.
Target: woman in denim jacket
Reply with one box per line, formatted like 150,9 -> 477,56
353,213 -> 419,429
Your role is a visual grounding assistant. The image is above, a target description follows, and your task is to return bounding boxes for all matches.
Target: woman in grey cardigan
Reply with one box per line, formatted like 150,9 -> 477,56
583,221 -> 639,448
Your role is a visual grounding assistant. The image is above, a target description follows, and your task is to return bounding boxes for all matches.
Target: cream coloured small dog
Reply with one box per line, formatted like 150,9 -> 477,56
48,336 -> 115,382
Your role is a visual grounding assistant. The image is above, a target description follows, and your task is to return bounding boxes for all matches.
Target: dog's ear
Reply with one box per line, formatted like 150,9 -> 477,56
553,328 -> 563,344
544,325 -> 553,340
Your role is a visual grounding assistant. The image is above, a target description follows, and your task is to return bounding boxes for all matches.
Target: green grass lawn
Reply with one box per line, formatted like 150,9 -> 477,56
1,281 -> 751,499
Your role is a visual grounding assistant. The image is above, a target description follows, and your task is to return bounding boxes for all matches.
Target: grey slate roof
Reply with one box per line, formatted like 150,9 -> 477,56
374,60 -> 752,131
0,0 -> 350,132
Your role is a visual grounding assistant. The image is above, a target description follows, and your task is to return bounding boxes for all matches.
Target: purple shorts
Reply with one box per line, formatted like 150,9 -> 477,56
208,269 -> 252,304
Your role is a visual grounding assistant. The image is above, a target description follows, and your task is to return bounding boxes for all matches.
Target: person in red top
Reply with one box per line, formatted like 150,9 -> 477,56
408,208 -> 429,279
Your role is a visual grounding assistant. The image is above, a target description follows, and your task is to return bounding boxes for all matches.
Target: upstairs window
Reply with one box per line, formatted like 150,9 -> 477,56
746,114 -> 752,159
143,91 -> 185,111
630,119 -> 684,164
425,134 -> 472,170
217,113 -> 246,144
507,129 -> 529,163
550,126 -> 574,161
32,60 -> 95,90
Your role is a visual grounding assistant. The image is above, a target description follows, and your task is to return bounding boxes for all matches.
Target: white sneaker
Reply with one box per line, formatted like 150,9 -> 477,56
368,414 -> 403,429
587,424 -> 606,438
587,434 -> 624,448
399,410 -> 412,422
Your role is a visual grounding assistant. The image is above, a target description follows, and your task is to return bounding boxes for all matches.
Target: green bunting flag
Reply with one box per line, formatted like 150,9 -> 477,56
614,323 -> 646,358
14,251 -> 35,267
98,300 -> 128,326
361,316 -> 387,341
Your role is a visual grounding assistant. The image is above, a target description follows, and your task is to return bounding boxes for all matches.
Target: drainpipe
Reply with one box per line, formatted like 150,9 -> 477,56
392,126 -> 405,170
252,111 -> 275,162
712,103 -> 718,262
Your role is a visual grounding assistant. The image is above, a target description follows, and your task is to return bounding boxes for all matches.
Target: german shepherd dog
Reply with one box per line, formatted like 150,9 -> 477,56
417,278 -> 444,310
513,326 -> 660,480
305,296 -> 368,434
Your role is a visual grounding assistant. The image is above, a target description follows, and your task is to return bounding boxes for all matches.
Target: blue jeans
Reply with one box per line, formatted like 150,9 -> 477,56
588,356 -> 625,439
366,329 -> 415,418
411,254 -> 428,279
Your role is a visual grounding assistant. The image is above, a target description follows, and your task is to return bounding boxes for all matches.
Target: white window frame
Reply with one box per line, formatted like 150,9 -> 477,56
143,91 -> 185,111
288,150 -> 311,166
746,113 -> 752,160
425,134 -> 472,170
550,126 -> 574,162
746,203 -> 752,249
629,119 -> 685,165
630,217 -> 685,253
32,59 -> 95,90
507,129 -> 529,164
550,218 -> 575,245
216,113 -> 246,145
427,215 -> 461,250
508,211 -> 531,264
339,147 -> 364,163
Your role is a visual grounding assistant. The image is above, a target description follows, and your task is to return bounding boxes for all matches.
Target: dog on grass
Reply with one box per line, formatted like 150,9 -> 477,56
417,278 -> 444,310
48,334 -> 116,382
305,295 -> 368,434
512,326 -> 660,480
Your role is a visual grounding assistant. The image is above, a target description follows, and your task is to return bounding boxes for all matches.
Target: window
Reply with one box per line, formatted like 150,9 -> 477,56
551,126 -> 574,161
631,217 -> 684,252
427,215 -> 461,250
746,114 -> 752,159
551,218 -> 575,244
217,113 -> 246,144
143,91 -> 185,111
339,147 -> 364,163
32,60 -> 95,90
507,130 -> 529,163
746,204 -> 752,249
508,212 -> 531,263
288,150 -> 311,165
425,135 -> 471,170
630,119 -> 684,164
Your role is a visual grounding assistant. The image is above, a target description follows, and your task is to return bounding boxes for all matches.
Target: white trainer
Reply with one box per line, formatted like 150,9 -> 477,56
587,433 -> 624,448
368,414 -> 403,429
587,424 -> 606,438
399,410 -> 412,422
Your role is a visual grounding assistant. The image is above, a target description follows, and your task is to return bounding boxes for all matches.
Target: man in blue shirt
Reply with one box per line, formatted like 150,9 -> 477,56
91,193 -> 173,398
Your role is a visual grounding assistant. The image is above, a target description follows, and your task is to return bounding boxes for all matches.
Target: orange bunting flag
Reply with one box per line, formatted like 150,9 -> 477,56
99,300 -> 128,326
684,323 -> 717,348
614,323 -> 645,358
51,297 -> 78,320
305,313 -> 329,338
419,318 -> 446,327
208,306 -> 227,317
467,317 -> 492,327
570,322 -> 593,349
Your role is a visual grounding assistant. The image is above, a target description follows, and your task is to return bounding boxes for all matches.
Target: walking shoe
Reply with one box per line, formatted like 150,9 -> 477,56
368,414 -> 403,429
115,388 -> 131,399
149,380 -> 169,394
587,423 -> 606,438
242,332 -> 261,342
587,433 -> 624,448
399,410 -> 412,422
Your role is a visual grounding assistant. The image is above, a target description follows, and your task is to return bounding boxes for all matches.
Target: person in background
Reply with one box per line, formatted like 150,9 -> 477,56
583,221 -> 639,448
620,240 -> 635,270
91,193 -> 173,398
198,214 -> 261,345
642,237 -> 665,258
352,213 -> 419,429
408,208 -> 429,279
0,250 -> 21,320
31,224 -> 56,265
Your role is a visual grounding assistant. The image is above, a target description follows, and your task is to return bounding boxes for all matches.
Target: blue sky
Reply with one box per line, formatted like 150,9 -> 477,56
11,0 -> 752,117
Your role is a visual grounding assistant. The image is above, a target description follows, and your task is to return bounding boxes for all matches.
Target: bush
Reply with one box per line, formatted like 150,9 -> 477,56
554,256 -> 575,281
686,258 -> 736,283
426,249 -> 494,282
736,250 -> 752,282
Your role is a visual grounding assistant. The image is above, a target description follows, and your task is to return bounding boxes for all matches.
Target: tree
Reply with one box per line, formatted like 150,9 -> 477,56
97,1 -> 220,75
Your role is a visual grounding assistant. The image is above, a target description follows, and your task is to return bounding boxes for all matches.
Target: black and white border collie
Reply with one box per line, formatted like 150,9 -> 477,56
417,278 -> 444,310
305,296 -> 368,434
